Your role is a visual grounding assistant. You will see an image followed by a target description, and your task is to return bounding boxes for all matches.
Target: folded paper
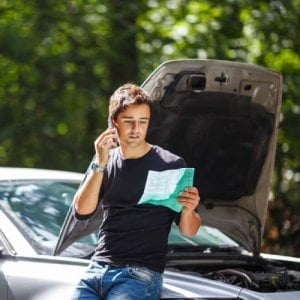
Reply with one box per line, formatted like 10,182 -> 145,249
138,168 -> 195,212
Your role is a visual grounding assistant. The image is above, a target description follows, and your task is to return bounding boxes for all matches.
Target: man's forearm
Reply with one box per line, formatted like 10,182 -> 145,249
74,172 -> 104,215
178,209 -> 201,237
74,126 -> 117,215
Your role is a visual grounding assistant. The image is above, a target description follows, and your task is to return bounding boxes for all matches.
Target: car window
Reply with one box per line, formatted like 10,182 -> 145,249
0,180 -> 97,256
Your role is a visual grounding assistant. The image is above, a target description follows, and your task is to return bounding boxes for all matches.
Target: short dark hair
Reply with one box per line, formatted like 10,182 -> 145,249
109,83 -> 151,121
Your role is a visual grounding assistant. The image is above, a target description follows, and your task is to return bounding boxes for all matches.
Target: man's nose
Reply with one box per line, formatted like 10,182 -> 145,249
132,121 -> 139,132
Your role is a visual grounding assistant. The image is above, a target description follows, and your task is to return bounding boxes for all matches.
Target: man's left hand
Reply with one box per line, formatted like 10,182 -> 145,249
177,186 -> 200,211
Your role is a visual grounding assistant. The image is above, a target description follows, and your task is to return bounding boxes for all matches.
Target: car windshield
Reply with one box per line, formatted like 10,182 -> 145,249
0,179 -> 97,256
0,178 -> 239,257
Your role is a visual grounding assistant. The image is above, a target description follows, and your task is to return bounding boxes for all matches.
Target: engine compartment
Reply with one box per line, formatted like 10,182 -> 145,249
166,255 -> 300,292
203,268 -> 300,292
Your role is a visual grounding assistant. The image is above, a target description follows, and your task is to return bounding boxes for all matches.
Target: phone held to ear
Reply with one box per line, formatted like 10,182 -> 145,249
108,116 -> 119,147
108,116 -> 113,129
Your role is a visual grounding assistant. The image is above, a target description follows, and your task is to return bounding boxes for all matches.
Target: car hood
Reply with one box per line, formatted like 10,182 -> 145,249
54,59 -> 282,256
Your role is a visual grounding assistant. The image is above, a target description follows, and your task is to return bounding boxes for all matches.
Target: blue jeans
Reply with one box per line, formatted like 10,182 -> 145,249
72,261 -> 163,300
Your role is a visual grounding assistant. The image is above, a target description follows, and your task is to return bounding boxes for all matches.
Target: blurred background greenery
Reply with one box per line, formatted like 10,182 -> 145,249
0,0 -> 299,256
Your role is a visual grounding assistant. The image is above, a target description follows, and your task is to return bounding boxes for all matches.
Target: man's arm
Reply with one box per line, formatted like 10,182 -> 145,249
74,127 -> 117,215
177,186 -> 201,237
74,171 -> 104,215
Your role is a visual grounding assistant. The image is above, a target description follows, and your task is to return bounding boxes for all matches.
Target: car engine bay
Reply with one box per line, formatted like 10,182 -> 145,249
203,267 -> 300,292
166,255 -> 300,292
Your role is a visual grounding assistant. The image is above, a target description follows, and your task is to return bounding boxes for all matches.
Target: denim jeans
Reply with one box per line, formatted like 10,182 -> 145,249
72,261 -> 163,300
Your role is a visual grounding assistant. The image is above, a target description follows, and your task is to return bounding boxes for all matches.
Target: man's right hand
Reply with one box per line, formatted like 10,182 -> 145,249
94,128 -> 118,167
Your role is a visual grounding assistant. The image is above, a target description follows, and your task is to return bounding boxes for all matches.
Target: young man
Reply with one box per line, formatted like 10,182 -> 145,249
72,83 -> 201,299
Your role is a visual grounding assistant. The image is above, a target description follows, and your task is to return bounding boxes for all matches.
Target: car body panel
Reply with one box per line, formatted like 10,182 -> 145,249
1,256 -> 244,299
1,256 -> 87,300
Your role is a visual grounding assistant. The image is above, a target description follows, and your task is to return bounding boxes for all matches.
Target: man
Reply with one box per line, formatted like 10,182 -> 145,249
72,83 -> 201,299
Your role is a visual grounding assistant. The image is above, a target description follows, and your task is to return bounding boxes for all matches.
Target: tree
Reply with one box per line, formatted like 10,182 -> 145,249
0,0 -> 146,170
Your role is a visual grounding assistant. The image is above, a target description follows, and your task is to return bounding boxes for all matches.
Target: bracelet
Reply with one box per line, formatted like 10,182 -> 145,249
91,162 -> 106,173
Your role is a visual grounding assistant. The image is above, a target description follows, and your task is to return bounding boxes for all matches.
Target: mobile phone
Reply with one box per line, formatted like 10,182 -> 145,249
107,116 -> 113,129
107,116 -> 119,146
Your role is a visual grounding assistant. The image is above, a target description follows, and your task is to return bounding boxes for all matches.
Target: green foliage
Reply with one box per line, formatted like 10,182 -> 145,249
1,0 -> 116,170
0,0 -> 299,255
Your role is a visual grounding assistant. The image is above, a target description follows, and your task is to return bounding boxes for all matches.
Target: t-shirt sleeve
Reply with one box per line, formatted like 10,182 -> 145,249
176,157 -> 187,168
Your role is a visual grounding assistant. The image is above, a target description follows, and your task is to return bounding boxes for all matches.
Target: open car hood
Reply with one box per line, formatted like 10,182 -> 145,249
54,59 -> 282,256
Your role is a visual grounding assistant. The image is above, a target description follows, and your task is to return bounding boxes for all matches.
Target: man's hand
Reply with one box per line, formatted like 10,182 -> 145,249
177,186 -> 200,212
177,186 -> 201,237
94,128 -> 118,166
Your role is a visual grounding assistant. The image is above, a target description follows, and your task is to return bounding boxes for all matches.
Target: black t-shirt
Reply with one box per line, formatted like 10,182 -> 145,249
87,145 -> 186,272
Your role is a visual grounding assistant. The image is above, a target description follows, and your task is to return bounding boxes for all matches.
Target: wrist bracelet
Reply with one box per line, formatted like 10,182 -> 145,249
91,162 -> 106,173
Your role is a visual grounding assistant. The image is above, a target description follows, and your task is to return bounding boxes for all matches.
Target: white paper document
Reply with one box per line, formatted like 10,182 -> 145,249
138,168 -> 195,212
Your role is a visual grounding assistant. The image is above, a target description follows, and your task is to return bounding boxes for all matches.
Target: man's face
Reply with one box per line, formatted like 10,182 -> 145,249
113,103 -> 150,148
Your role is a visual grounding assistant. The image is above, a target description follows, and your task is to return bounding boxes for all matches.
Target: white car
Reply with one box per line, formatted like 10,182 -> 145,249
1,59 -> 300,299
